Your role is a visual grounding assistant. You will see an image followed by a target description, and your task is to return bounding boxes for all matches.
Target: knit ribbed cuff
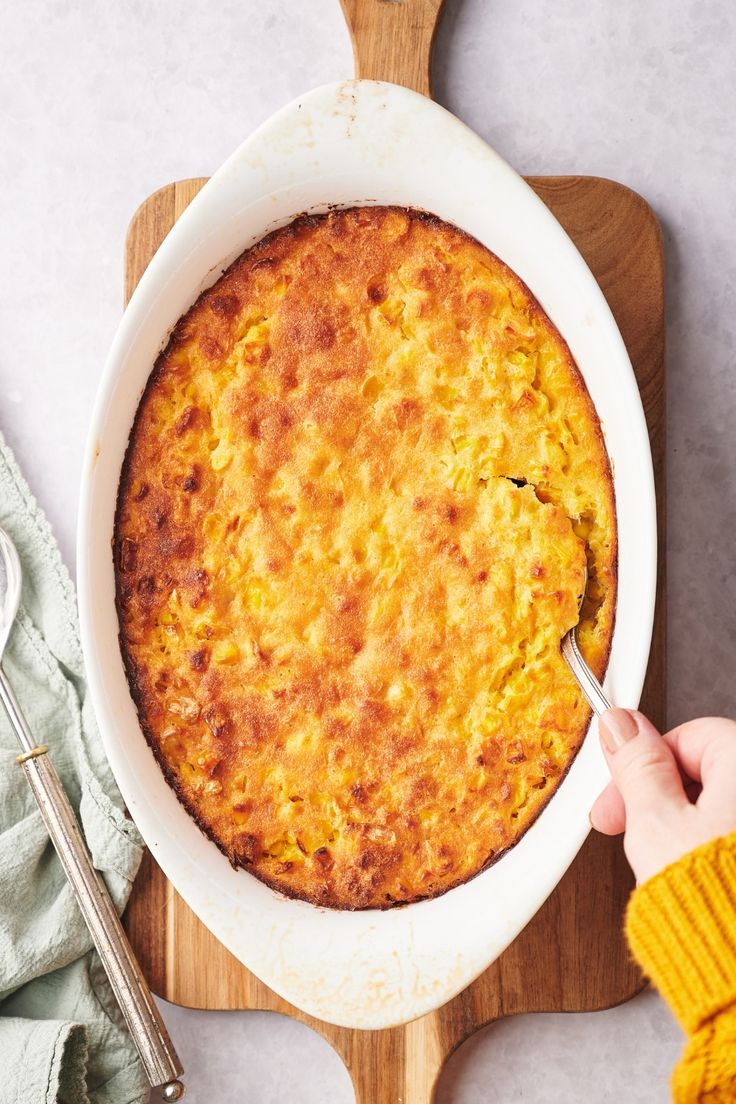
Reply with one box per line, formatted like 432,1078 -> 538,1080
626,832 -> 736,1035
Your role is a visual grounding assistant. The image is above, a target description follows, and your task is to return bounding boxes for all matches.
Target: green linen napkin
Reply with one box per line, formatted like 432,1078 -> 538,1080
0,432 -> 147,1104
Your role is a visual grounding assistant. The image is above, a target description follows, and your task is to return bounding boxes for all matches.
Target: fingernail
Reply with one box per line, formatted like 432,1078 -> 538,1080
600,708 -> 639,752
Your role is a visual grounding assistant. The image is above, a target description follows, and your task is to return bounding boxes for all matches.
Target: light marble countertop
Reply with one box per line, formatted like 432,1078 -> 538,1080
3,0 -> 735,1099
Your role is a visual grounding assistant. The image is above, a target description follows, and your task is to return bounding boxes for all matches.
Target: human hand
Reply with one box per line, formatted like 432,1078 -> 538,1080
590,709 -> 736,884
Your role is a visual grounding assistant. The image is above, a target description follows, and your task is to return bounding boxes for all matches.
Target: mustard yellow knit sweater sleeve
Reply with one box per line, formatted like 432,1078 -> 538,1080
625,832 -> 736,1103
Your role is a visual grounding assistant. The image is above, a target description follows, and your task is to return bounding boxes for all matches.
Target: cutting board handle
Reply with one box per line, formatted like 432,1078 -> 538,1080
339,0 -> 446,98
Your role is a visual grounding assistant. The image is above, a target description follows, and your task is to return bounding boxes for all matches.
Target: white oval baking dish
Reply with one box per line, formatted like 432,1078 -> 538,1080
77,80 -> 656,1030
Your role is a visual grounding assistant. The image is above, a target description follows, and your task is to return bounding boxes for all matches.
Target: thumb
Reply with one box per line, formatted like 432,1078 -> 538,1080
599,709 -> 687,821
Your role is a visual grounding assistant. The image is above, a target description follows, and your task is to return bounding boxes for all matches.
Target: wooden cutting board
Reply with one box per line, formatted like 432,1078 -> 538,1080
122,4 -> 666,1101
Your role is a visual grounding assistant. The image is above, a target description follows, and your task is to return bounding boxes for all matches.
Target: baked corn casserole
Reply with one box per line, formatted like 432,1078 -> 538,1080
115,206 -> 616,909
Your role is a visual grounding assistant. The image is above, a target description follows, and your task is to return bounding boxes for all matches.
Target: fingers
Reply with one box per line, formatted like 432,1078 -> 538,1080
590,779 -> 626,835
663,717 -> 736,794
598,708 -> 688,821
595,711 -> 736,885
590,764 -> 702,837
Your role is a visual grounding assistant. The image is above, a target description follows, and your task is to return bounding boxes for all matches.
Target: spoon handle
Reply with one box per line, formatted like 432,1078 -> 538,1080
561,630 -> 613,716
0,667 -> 185,1101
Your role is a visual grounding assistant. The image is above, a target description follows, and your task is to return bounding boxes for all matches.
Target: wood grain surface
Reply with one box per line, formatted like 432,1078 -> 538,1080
122,173 -> 665,1104
339,0 -> 446,97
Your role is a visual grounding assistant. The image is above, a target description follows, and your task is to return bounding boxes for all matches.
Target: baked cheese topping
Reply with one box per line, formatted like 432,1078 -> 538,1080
115,206 -> 616,909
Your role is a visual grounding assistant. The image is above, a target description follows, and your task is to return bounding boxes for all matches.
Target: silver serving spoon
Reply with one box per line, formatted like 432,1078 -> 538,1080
0,525 -> 185,1102
561,565 -> 613,716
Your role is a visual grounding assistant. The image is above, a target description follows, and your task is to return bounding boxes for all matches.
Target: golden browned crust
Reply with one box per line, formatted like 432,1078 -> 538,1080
115,206 -> 616,910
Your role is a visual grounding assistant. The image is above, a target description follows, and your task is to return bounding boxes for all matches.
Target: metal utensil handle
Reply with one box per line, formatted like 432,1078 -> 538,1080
561,630 -> 613,716
0,669 -> 184,1098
